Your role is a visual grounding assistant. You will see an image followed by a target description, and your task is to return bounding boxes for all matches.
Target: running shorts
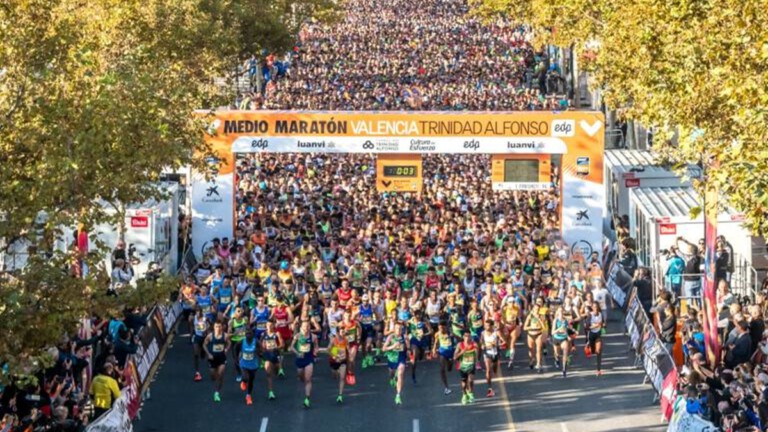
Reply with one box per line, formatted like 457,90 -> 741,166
295,354 -> 314,369
208,353 -> 227,369
387,352 -> 407,370
459,367 -> 476,381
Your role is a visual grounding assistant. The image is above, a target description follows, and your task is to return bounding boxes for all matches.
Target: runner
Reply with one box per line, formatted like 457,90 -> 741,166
250,295 -> 271,342
454,330 -> 478,405
213,276 -> 234,321
260,320 -> 283,400
239,330 -> 260,405
407,309 -> 432,384
358,294 -> 377,368
191,307 -> 208,382
341,310 -> 361,384
501,289 -> 523,369
272,296 -> 294,377
180,276 -> 198,336
329,326 -> 349,404
551,306 -> 572,377
202,320 -> 230,402
524,297 -> 547,373
291,320 -> 319,408
432,322 -> 455,395
229,307 -> 248,383
480,319 -> 501,397
382,320 -> 408,405
587,302 -> 605,376
196,285 -> 216,323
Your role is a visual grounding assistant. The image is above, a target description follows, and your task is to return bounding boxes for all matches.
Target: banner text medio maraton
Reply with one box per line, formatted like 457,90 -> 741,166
223,119 -> 550,136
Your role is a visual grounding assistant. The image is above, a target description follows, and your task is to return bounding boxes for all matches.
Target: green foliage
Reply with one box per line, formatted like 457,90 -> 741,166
472,0 -> 768,235
0,0 -> 335,379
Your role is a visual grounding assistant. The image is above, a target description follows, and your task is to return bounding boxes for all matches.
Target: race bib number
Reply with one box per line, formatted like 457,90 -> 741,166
213,343 -> 225,353
265,339 -> 277,350
242,352 -> 255,361
299,342 -> 311,353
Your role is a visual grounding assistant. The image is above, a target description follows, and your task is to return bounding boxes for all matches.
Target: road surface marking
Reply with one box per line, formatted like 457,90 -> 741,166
413,419 -> 420,432
497,367 -> 517,432
259,417 -> 269,432
560,422 -> 569,432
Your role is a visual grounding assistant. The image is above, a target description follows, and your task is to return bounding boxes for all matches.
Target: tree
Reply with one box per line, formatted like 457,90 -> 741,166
0,0 -> 335,379
472,0 -> 768,236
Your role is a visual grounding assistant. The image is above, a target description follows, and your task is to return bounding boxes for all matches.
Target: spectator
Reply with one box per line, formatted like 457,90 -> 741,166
89,363 -> 120,419
113,328 -> 139,369
724,318 -> 752,369
715,239 -> 730,283
659,302 -> 677,355
633,267 -> 653,315
677,238 -> 702,307
664,247 -> 685,296
110,258 -> 133,288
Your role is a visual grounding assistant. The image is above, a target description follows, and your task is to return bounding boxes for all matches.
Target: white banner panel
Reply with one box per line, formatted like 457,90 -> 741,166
561,171 -> 605,261
231,136 -> 568,154
190,170 -> 233,259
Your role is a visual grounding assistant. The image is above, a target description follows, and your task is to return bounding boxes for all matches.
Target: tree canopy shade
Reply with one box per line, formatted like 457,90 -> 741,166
0,0 -> 335,379
472,0 -> 768,236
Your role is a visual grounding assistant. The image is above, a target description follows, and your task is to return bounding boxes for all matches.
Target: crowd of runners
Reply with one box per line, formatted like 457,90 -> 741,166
239,0 -> 568,111
181,151 -> 611,408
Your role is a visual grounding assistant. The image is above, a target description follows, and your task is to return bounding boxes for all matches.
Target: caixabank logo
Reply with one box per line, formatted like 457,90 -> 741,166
202,181 -> 223,203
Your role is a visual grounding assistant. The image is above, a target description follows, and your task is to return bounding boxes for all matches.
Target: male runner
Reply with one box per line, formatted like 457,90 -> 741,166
202,320 -> 230,402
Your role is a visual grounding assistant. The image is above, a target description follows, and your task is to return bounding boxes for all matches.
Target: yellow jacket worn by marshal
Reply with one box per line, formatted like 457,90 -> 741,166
90,374 -> 121,409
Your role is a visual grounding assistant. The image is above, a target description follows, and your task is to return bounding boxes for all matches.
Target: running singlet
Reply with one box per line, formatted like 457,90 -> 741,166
337,289 -> 352,309
483,332 -> 498,356
294,334 -> 314,358
240,338 -> 259,370
438,333 -> 454,354
345,322 -> 359,345
193,315 -> 208,340
197,294 -> 214,316
208,334 -> 226,356
231,318 -> 247,343
252,306 -> 270,332
469,311 -> 483,336
274,307 -> 289,329
330,337 -> 348,362
397,307 -> 411,322
449,308 -> 464,338
262,332 -> 279,353
426,298 -> 441,324
216,286 -> 233,312
503,302 -> 520,324
358,304 -> 374,327
553,318 -> 568,341
319,283 -> 333,302
459,342 -> 477,371
409,319 -> 425,342
386,335 -> 406,362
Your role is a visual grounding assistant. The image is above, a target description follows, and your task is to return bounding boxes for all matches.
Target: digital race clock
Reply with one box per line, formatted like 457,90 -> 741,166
382,165 -> 417,177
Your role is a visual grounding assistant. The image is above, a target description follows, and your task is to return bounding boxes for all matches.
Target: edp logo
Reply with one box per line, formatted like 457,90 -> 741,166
551,120 -> 575,137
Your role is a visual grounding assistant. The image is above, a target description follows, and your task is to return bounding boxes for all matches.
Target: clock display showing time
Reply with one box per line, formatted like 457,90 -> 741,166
382,165 -> 417,177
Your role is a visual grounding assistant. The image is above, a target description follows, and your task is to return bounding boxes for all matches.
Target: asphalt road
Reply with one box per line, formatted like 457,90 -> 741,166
135,314 -> 665,432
